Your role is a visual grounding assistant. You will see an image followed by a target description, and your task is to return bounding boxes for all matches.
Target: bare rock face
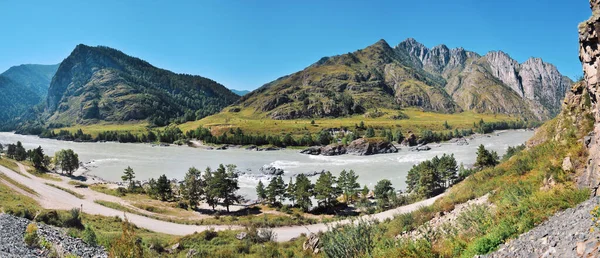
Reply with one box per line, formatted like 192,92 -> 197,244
485,51 -> 523,97
484,51 -> 571,117
578,0 -> 600,195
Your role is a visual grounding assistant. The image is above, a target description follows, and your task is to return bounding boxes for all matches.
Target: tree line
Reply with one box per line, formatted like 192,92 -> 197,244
119,164 -> 241,212
405,144 -> 501,198
1,141 -> 80,175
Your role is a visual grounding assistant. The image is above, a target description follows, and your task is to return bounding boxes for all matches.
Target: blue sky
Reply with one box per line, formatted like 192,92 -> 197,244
0,0 -> 589,90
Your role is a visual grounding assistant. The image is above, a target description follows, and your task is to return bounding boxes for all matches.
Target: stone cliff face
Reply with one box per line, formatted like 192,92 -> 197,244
578,0 -> 600,195
395,41 -> 572,119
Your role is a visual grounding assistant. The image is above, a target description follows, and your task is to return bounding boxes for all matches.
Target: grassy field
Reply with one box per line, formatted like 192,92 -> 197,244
52,122 -> 151,138
178,108 -> 519,137
50,108 -> 520,141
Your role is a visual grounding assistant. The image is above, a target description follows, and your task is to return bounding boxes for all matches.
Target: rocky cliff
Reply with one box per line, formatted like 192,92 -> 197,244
578,0 -> 600,195
395,40 -> 572,119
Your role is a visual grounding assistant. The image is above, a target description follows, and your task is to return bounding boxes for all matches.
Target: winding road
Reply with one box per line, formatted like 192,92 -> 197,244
0,162 -> 443,242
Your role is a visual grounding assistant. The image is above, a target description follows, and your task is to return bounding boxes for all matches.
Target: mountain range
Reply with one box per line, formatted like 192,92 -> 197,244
0,39 -> 572,130
234,38 -> 572,121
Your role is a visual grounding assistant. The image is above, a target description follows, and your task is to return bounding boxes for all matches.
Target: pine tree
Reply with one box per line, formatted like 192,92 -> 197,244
314,171 -> 339,208
374,179 -> 394,207
121,166 -> 136,191
181,167 -> 203,208
338,170 -> 360,203
365,127 -> 375,138
221,164 -> 240,212
266,175 -> 286,206
285,177 -> 296,206
256,180 -> 267,201
156,174 -> 172,201
294,174 -> 313,211
474,144 -> 499,170
203,167 -> 219,210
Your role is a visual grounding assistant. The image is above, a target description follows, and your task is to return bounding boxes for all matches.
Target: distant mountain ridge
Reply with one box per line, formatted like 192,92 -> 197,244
233,38 -> 571,120
1,64 -> 59,96
0,64 -> 59,127
45,44 -> 240,126
231,89 -> 250,96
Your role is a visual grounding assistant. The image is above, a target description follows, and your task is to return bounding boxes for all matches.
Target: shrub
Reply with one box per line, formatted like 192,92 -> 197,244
24,223 -> 39,247
321,219 -> 378,258
36,210 -> 62,227
63,208 -> 83,229
82,225 -> 97,246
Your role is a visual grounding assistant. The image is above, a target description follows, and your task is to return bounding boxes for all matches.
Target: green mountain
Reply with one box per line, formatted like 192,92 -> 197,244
1,64 -> 59,96
0,76 -> 42,126
45,44 -> 240,126
232,39 -> 571,120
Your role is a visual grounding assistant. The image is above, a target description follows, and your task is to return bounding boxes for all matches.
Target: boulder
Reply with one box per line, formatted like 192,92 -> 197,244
303,233 -> 320,254
321,144 -> 347,156
300,146 -> 322,155
347,138 -> 398,155
562,156 -> 573,171
259,165 -> 284,176
236,232 -> 247,240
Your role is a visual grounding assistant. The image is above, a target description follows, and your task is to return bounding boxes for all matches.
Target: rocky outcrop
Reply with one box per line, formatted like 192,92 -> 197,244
346,138 -> 398,155
300,138 -> 398,156
0,214 -> 106,258
578,0 -> 600,195
485,197 -> 600,257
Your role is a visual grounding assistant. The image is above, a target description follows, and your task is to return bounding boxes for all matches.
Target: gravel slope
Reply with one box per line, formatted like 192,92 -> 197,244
0,213 -> 106,258
484,197 -> 600,257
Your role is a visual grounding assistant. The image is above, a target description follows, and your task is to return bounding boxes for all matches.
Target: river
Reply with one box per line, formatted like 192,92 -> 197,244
0,130 -> 533,199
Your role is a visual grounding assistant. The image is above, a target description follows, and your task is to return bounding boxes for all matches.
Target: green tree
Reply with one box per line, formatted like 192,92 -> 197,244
147,178 -> 158,199
14,141 -> 27,161
360,185 -> 370,202
30,146 -> 46,171
54,149 -> 79,176
266,175 -> 286,205
474,144 -> 499,170
203,167 -> 219,210
374,179 -> 394,207
181,167 -> 203,208
294,174 -> 313,211
338,170 -> 360,203
221,164 -> 240,212
256,180 -> 267,201
437,154 -> 458,188
155,174 -> 172,201
314,171 -> 339,209
365,127 -> 375,138
121,166 -> 136,191
285,177 -> 296,206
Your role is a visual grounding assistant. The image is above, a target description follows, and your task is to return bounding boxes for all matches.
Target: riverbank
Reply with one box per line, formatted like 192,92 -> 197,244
0,130 -> 534,199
